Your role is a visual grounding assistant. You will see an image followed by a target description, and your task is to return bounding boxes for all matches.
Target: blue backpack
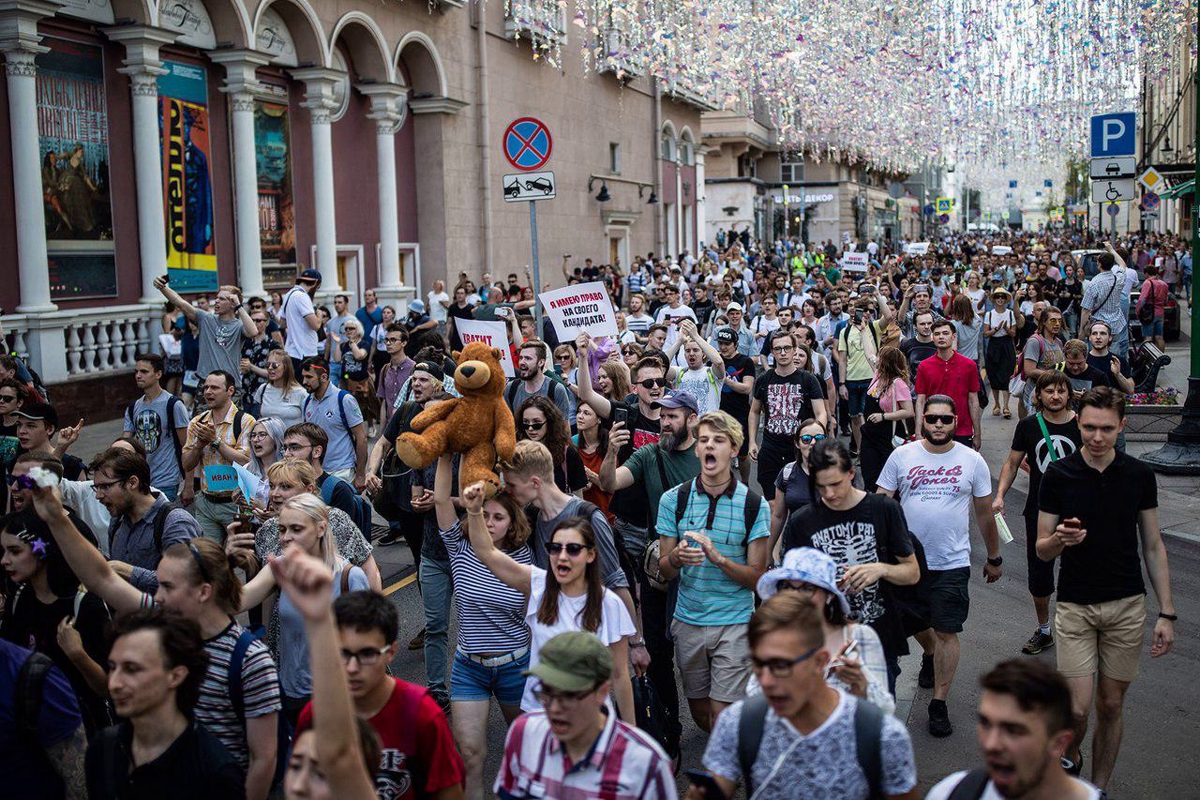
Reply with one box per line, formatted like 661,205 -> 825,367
319,472 -> 373,535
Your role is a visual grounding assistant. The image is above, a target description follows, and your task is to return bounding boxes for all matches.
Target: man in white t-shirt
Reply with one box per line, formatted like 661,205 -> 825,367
876,394 -> 1002,739
281,269 -> 323,371
927,659 -> 1102,800
665,321 -> 724,415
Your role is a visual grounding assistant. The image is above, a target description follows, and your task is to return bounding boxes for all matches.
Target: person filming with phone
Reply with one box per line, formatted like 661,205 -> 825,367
1036,387 -> 1176,791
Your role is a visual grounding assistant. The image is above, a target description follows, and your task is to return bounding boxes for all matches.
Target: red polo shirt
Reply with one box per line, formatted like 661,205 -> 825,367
915,350 -> 981,437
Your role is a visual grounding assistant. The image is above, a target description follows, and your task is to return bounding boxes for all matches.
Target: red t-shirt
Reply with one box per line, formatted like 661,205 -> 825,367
915,351 -> 981,437
296,678 -> 465,798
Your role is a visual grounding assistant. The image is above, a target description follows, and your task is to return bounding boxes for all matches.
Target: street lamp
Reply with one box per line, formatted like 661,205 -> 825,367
1143,20 -> 1200,474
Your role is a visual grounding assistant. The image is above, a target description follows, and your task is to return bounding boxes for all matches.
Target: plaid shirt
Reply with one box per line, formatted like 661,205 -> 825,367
495,708 -> 675,799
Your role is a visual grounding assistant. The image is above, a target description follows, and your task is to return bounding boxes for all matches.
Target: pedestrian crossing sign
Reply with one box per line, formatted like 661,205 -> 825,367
935,197 -> 953,214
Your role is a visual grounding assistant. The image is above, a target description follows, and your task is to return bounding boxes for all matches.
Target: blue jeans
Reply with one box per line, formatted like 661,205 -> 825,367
450,649 -> 529,704
419,556 -> 453,697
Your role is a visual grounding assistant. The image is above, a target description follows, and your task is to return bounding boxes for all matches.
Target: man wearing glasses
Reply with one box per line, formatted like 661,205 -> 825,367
692,593 -> 917,800
95,446 -> 202,593
877,395 -> 1002,739
496,632 -> 675,799
294,590 -> 465,799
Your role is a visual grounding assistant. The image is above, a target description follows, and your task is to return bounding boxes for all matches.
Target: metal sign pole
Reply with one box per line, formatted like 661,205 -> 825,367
529,199 -> 542,335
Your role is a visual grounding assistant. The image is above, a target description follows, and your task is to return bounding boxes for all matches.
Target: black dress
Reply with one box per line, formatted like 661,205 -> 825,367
983,309 -> 1018,390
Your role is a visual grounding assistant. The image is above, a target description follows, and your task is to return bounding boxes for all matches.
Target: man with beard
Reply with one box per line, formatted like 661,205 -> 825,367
93,447 -> 203,594
994,372 -> 1081,657
877,396 -> 1001,738
927,660 -> 1101,800
505,339 -> 573,423
597,390 -> 700,758
897,283 -> 945,338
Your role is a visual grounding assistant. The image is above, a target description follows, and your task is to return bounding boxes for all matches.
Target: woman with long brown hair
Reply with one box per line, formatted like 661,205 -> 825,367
859,345 -> 914,491
516,395 -> 586,494
463,482 -> 635,722
949,293 -> 984,365
597,359 -> 631,403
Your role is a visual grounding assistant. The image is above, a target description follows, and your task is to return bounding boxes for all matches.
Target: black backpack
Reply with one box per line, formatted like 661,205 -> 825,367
125,394 -> 185,471
107,501 -> 182,557
947,768 -> 990,799
15,649 -> 55,752
632,674 -> 679,763
738,693 -> 885,797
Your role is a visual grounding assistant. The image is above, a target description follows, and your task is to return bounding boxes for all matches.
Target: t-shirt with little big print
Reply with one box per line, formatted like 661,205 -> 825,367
875,441 -> 992,571
296,677 -> 465,800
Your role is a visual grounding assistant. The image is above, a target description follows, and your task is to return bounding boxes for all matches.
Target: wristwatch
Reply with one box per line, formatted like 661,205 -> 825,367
986,555 -> 1004,567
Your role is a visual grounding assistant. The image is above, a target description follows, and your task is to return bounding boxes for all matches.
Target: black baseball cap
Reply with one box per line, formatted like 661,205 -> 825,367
298,269 -> 322,284
14,401 -> 57,428
715,328 -> 737,344
412,361 -> 444,383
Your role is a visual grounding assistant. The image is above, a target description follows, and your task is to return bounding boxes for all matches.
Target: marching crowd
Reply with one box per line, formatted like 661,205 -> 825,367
0,226 -> 1185,800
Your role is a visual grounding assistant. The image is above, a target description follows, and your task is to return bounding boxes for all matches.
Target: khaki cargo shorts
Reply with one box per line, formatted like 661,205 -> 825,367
1055,595 -> 1146,683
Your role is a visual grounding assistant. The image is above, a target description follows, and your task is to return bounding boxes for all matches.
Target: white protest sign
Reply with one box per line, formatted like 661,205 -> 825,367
905,242 -> 930,256
841,251 -> 869,272
992,245 -> 1013,255
453,318 -> 515,378
538,281 -> 618,340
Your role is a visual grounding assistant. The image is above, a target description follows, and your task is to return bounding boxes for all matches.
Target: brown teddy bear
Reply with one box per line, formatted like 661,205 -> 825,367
394,341 -> 516,495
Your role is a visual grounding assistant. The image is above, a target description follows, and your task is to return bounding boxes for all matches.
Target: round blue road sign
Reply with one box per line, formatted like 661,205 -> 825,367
1106,203 -> 1121,217
503,118 -> 553,171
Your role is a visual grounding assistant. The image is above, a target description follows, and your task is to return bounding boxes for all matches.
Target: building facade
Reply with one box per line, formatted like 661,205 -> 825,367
702,108 -> 920,250
0,0 -> 705,398
1138,32 -> 1196,237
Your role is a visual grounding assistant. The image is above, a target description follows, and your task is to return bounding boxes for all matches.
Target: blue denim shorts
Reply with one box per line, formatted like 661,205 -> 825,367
450,648 -> 530,704
846,379 -> 872,417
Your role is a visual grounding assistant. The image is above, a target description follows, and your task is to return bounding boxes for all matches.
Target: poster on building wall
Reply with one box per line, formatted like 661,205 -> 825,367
158,60 -> 218,291
255,99 -> 297,263
35,38 -> 114,244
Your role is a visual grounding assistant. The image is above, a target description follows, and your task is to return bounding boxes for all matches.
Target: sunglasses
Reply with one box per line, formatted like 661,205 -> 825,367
521,420 -> 546,431
798,434 -> 826,445
924,414 -> 955,426
546,541 -> 592,557
636,378 -> 668,389
0,394 -> 19,402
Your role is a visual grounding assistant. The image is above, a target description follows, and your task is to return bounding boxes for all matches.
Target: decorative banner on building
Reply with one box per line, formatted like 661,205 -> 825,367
255,98 -> 296,263
538,281 -> 619,340
48,253 -> 118,300
36,37 -> 114,244
453,318 -> 515,378
158,60 -> 217,291
905,242 -> 930,255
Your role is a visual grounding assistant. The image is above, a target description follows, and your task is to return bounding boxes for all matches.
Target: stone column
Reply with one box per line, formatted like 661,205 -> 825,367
290,67 -> 343,290
212,50 -> 269,299
106,25 -> 176,305
674,156 -> 684,256
360,83 -> 409,304
695,146 -> 708,248
2,0 -> 67,382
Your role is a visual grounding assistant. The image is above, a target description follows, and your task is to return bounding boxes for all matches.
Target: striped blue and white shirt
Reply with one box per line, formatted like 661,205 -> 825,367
657,477 -> 770,626
440,520 -> 533,654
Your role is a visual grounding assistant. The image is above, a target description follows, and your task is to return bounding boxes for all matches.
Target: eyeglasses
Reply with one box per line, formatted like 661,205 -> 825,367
187,541 -> 212,584
771,345 -> 795,354
636,378 -> 668,389
750,645 -> 822,678
281,443 -> 313,454
0,394 -> 18,403
546,541 -> 592,557
798,434 -> 826,445
384,337 -> 404,344
248,431 -> 272,441
534,683 -> 595,708
923,414 -> 955,426
339,646 -> 391,666
555,355 -> 572,362
90,478 -> 127,493
522,420 -> 546,431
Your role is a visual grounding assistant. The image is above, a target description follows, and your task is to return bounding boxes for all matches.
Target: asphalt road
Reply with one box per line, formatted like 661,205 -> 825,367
370,401 -> 1200,798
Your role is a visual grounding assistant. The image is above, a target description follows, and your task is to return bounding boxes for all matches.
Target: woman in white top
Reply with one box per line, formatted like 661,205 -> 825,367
963,270 -> 987,314
463,480 -> 635,721
245,416 -> 288,508
983,287 -> 1019,419
255,349 -> 307,427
